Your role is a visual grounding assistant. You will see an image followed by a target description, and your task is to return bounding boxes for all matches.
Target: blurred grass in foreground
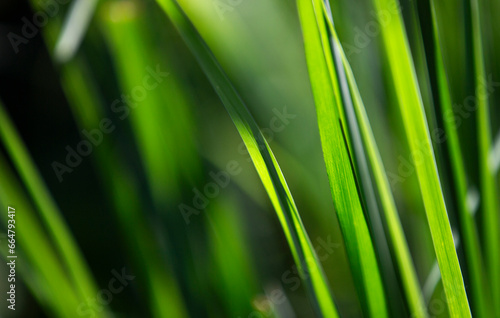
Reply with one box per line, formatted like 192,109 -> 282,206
0,0 -> 498,317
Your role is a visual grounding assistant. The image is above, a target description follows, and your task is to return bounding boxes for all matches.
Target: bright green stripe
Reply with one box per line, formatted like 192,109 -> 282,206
429,1 -> 492,316
322,13 -> 428,317
0,103 -> 101,312
209,199 -> 259,316
370,0 -> 471,316
469,0 -> 500,314
102,3 -> 181,205
297,0 -> 388,316
156,0 -> 338,316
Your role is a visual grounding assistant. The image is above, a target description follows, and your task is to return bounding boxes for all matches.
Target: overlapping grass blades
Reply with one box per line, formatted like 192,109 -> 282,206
428,1 -> 492,316
468,0 -> 500,314
0,102 -> 103,316
370,0 -> 471,316
298,0 -> 431,316
156,0 -> 339,316
297,0 -> 389,316
320,4 -> 428,317
0,151 -> 80,317
61,58 -> 189,318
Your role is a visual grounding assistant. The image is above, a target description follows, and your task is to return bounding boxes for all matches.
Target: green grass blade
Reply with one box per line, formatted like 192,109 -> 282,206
297,0 -> 388,316
0,153 -> 81,317
208,198 -> 259,317
320,11 -> 428,318
156,0 -> 339,316
370,0 -> 471,316
468,0 -> 500,313
429,1 -> 492,316
61,57 -> 189,318
0,102 -> 102,312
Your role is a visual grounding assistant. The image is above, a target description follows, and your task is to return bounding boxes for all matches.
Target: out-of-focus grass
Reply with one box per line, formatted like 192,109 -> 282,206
0,0 -> 498,317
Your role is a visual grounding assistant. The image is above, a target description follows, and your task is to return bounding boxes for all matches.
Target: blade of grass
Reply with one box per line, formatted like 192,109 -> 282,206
319,5 -> 429,317
208,198 -> 260,317
297,0 -> 388,316
428,1 -> 492,316
101,2 -> 181,206
156,0 -> 339,316
61,57 -> 189,318
0,153 -> 81,318
468,0 -> 500,313
322,2 -> 408,317
0,103 -> 102,313
370,0 -> 471,316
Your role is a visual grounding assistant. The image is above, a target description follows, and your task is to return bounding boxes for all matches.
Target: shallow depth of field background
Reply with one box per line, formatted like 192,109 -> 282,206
0,0 -> 499,317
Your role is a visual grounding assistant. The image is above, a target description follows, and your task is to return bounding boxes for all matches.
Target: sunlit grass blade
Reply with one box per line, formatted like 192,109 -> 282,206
321,9 -> 406,318
156,0 -> 339,316
297,0 -> 388,316
0,102 -> 102,312
317,4 -> 428,317
428,1 -> 492,316
370,0 -> 471,316
468,0 -> 500,313
0,153 -> 81,318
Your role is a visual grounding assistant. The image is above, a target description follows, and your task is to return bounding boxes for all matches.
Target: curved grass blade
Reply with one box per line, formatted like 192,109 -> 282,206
468,0 -> 500,313
297,0 -> 388,316
0,103 -> 102,313
428,1 -> 492,316
369,0 -> 471,316
156,0 -> 339,316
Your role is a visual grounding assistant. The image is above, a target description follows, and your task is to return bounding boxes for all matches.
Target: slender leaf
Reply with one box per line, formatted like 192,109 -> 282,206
0,152 -> 81,318
297,0 -> 389,316
317,4 -> 429,316
429,1 -> 492,316
468,0 -> 500,314
156,0 -> 339,316
0,102 -> 102,312
369,0 -> 471,316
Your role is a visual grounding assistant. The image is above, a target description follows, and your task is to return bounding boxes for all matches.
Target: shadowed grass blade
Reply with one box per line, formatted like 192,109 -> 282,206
0,103 -> 102,313
0,153 -> 81,318
468,0 -> 500,313
61,57 -> 189,318
156,0 -> 339,316
429,1 -> 492,316
369,0 -> 471,316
